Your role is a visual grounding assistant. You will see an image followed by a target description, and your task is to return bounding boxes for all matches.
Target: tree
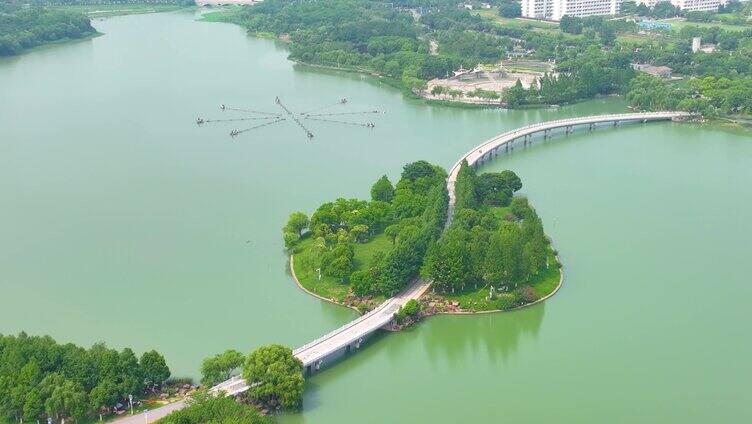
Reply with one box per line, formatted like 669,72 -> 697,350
475,173 -> 513,206
140,351 -> 170,390
620,0 -> 638,15
89,379 -> 119,416
283,231 -> 300,251
284,212 -> 309,237
499,0 -> 521,18
242,345 -> 304,410
350,269 -> 377,296
22,389 -> 43,422
349,224 -> 369,243
499,170 -> 522,192
200,350 -> 245,388
370,175 -> 395,202
560,16 -> 583,35
401,160 -> 436,181
45,380 -> 87,422
504,80 -> 527,106
454,160 -> 478,212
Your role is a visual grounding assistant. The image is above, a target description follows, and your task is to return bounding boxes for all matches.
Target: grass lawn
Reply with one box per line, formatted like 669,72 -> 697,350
52,4 -> 187,17
441,247 -> 562,312
659,17 -> 752,32
292,234 -> 391,304
199,7 -> 245,23
473,9 -> 560,34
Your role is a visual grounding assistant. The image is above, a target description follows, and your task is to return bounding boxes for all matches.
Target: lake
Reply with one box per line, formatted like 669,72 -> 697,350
1,10 -> 750,423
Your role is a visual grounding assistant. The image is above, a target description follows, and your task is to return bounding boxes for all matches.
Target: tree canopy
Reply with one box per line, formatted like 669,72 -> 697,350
242,344 -> 304,410
0,3 -> 95,56
0,332 -> 170,423
200,349 -> 245,388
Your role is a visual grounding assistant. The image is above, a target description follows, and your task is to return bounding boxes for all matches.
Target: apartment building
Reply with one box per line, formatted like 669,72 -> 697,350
521,0 -> 622,21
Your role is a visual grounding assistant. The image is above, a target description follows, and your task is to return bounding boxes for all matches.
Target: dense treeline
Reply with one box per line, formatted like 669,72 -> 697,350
230,0 -> 751,115
237,0 -> 517,89
422,162 -> 556,310
625,25 -> 752,116
0,2 -> 96,56
504,46 -> 635,106
285,160 -> 448,297
0,332 -> 170,423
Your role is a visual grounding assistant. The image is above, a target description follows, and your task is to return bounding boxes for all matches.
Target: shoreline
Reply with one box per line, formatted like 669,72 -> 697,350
289,255 -> 362,314
196,10 -> 752,124
288,230 -> 565,318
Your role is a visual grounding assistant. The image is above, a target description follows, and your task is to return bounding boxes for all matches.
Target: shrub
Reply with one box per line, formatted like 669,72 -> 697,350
494,293 -> 517,310
518,285 -> 539,304
396,299 -> 421,322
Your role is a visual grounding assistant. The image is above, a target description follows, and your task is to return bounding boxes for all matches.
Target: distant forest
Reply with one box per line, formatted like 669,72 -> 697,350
0,2 -> 96,56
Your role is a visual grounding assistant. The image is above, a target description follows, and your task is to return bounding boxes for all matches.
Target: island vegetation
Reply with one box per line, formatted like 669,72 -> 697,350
0,332 -> 174,424
286,160 -> 448,311
285,160 -> 560,315
0,2 -> 96,56
421,161 -> 561,312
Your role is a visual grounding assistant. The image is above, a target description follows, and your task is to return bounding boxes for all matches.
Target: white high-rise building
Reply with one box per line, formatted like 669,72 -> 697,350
670,0 -> 721,12
521,0 -> 622,21
635,0 -> 722,11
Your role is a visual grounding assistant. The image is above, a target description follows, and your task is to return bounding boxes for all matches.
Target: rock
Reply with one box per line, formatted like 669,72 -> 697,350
452,301 -> 460,307
429,302 -> 436,307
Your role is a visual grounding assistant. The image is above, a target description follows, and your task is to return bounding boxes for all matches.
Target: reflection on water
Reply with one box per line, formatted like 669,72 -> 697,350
421,303 -> 545,367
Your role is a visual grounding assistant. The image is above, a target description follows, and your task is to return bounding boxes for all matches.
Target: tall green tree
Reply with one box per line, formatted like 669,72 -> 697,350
242,345 -> 304,410
370,175 -> 395,202
200,350 -> 245,388
140,351 -> 170,390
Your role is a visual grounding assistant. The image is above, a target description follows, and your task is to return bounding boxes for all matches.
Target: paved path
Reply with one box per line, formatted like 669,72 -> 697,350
109,400 -> 186,424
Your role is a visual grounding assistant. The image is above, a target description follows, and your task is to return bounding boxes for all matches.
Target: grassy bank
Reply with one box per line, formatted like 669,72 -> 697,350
292,234 -> 389,306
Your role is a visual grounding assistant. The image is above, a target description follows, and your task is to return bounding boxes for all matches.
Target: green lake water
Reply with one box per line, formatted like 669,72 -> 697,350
1,11 -> 750,423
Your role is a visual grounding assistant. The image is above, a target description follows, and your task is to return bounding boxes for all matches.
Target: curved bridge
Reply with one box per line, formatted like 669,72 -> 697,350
447,111 -> 692,224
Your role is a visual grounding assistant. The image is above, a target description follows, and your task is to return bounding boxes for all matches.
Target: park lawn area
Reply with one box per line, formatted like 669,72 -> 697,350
489,205 -> 512,220
660,17 -> 752,32
441,248 -> 561,312
199,6 -> 245,23
292,234 -> 390,304
52,4 -> 187,17
473,9 -> 561,34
